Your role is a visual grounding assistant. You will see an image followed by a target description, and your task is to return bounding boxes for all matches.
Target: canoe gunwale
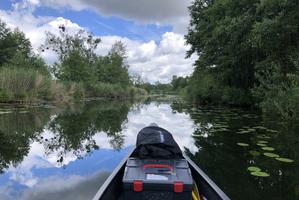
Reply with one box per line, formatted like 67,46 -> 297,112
183,153 -> 231,200
92,148 -> 135,200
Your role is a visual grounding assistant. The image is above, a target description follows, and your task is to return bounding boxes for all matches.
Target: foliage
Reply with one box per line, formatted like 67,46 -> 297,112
136,82 -> 173,94
0,21 -> 31,66
41,26 -> 100,83
171,75 -> 189,91
85,83 -> 146,99
185,0 -> 299,117
41,26 -> 134,99
0,19 -> 145,103
3,51 -> 50,76
95,41 -> 131,86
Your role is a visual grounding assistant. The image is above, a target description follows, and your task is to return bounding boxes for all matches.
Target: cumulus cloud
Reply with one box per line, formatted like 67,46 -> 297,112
0,3 -> 196,83
98,33 -> 197,83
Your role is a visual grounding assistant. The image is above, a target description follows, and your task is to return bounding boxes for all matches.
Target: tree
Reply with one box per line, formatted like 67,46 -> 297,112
185,0 -> 299,107
3,52 -> 50,76
96,41 -> 131,86
41,25 -> 101,83
0,20 -> 31,67
171,75 -> 189,91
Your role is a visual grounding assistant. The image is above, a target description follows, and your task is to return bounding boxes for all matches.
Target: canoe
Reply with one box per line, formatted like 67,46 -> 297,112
92,148 -> 230,200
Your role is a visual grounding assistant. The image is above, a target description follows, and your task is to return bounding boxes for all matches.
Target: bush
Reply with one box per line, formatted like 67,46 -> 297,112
84,83 -> 147,99
260,86 -> 299,120
221,87 -> 253,106
129,87 -> 148,97
186,70 -> 222,104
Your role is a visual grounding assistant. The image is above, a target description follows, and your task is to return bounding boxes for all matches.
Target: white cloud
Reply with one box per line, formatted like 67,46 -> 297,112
0,5 -> 196,83
98,33 -> 197,83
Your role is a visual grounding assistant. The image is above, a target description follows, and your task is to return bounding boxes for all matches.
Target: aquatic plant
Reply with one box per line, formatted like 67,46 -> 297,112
247,166 -> 261,172
261,147 -> 275,151
237,143 -> 249,147
275,157 -> 294,163
263,153 -> 279,158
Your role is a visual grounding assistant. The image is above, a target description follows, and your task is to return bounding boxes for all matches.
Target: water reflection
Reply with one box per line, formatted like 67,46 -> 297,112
171,103 -> 299,200
1,99 -> 298,200
0,100 -> 196,200
0,107 -> 52,174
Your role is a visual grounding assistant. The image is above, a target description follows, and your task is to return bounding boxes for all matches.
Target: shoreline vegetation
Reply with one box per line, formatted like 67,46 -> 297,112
0,20 -> 147,104
177,0 -> 299,120
2,0 -> 299,122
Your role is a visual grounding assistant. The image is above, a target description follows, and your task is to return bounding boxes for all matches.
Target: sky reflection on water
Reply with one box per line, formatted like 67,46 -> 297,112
1,99 -> 298,200
0,101 -> 196,200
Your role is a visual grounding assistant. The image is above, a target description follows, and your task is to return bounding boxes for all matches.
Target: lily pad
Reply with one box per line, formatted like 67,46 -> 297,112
257,135 -> 271,139
253,126 -> 267,129
266,129 -> 279,133
262,147 -> 275,151
275,157 -> 294,163
257,143 -> 267,147
247,166 -> 261,172
258,140 -> 268,144
263,153 -> 279,158
250,171 -> 270,177
237,143 -> 249,147
238,130 -> 250,134
0,111 -> 12,114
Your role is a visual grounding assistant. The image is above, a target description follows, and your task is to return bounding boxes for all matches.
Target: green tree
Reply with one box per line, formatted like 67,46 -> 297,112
185,0 -> 299,109
96,41 -> 131,86
0,20 -> 31,67
171,75 -> 189,91
41,26 -> 101,83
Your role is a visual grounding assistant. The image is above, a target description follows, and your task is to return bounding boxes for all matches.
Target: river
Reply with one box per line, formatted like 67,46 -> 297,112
0,98 -> 298,200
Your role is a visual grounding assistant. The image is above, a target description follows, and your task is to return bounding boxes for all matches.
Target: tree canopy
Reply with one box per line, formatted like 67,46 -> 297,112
184,0 -> 299,115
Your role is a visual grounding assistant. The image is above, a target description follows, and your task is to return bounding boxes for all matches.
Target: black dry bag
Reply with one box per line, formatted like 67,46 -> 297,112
133,126 -> 182,159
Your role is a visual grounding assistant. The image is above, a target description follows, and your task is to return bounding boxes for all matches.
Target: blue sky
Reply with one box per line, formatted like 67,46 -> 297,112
0,0 -> 196,83
0,0 -> 172,42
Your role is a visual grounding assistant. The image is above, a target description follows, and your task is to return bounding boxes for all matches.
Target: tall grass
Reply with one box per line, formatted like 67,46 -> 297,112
0,68 -> 51,102
85,83 -> 147,99
0,68 -> 147,103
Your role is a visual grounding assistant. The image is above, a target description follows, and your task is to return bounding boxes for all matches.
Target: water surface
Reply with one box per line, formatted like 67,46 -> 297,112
0,99 -> 298,200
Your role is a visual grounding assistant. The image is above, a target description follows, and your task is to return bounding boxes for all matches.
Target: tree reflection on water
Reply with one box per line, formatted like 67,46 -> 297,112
0,100 -> 132,171
0,108 -> 52,173
171,102 -> 299,200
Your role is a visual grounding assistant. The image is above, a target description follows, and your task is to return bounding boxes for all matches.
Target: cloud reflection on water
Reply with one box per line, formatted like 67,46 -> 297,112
0,101 -> 197,200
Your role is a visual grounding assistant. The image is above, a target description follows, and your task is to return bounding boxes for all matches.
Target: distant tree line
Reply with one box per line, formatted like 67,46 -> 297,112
183,0 -> 299,119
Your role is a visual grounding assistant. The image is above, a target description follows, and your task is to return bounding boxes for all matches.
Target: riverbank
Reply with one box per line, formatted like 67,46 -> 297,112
0,68 -> 147,105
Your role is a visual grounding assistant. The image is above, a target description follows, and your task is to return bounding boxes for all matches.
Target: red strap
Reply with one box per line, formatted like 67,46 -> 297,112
174,182 -> 184,193
133,180 -> 143,192
143,164 -> 173,170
